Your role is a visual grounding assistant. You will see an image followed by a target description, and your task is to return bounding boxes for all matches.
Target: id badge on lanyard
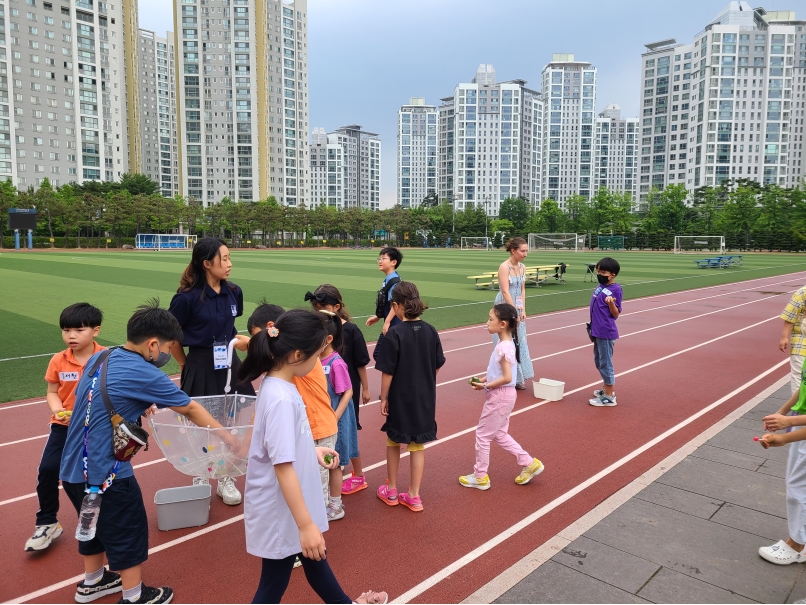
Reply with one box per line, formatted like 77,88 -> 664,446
213,341 -> 228,370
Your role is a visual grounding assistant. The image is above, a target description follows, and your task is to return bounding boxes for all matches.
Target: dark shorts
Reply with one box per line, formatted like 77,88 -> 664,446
63,476 -> 149,571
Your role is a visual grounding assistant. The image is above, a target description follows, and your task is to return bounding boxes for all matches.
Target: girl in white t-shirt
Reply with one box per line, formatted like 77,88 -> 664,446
238,309 -> 387,604
459,304 -> 545,491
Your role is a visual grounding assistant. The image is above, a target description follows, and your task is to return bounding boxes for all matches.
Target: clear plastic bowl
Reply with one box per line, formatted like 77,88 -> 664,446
149,393 -> 256,479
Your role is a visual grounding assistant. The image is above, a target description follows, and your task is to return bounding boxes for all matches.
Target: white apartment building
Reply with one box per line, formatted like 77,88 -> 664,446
0,0 -> 138,188
175,0 -> 309,206
593,104 -> 639,201
397,97 -> 436,209
327,124 -> 380,210
438,64 -> 543,217
138,28 -> 178,198
639,1 -> 805,204
541,54 -> 597,207
309,125 -> 342,207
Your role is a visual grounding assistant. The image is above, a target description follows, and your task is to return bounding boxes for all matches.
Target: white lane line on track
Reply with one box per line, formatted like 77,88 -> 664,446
391,357 -> 790,604
0,434 -> 48,447
8,317 -> 786,604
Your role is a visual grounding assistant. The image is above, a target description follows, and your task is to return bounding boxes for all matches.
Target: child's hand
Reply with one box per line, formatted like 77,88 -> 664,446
763,413 -> 791,432
605,296 -> 615,305
366,315 -> 379,327
381,399 -> 389,416
299,522 -> 327,561
220,430 -> 240,452
382,321 -> 391,336
233,334 -> 251,351
759,433 -> 787,449
316,447 -> 339,469
53,408 -> 72,423
470,380 -> 486,391
362,390 -> 372,404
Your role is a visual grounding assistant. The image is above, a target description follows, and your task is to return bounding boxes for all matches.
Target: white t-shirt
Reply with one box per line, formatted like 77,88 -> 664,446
487,340 -> 517,388
244,376 -> 328,560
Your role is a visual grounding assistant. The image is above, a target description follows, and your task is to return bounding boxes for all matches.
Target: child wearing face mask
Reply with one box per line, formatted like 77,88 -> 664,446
588,257 -> 622,408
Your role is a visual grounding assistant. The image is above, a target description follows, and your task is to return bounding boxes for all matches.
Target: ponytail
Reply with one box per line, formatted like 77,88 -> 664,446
238,309 -> 327,382
493,303 -> 521,364
318,310 -> 344,354
390,281 -> 427,319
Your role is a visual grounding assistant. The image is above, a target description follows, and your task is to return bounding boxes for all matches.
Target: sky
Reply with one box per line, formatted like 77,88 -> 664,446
137,0 -> 772,207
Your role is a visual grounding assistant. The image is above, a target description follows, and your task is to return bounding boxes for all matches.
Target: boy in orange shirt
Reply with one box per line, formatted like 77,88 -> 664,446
25,303 -> 104,552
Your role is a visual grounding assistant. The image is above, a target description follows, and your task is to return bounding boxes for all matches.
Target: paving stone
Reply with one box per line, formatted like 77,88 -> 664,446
731,417 -> 767,432
493,560 -> 649,604
637,566 -> 756,604
757,458 -> 787,479
657,456 -> 787,516
785,566 -> 806,603
710,502 -> 789,541
634,482 -> 723,520
690,444 -> 765,471
552,535 -> 660,593
583,498 -> 800,603
704,426 -> 790,462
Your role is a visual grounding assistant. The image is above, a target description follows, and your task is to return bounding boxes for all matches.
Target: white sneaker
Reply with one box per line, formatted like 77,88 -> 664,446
216,476 -> 242,506
759,540 -> 806,565
192,476 -> 209,486
24,523 -> 63,551
327,504 -> 345,521
589,394 -> 617,407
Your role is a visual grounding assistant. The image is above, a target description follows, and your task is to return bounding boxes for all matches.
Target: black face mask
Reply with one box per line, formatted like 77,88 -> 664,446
148,350 -> 172,368
597,274 -> 611,285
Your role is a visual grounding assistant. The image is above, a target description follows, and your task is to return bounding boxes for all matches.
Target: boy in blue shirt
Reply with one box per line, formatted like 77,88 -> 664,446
60,300 -> 238,604
589,257 -> 622,407
366,247 -> 403,361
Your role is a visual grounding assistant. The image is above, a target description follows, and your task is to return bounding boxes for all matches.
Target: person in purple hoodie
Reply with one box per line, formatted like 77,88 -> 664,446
588,257 -> 622,407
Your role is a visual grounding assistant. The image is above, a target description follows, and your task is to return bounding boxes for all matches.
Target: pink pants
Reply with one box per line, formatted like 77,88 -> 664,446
475,386 -> 532,477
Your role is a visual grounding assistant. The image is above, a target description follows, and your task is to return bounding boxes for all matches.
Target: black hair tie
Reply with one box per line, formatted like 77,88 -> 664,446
304,291 -> 340,306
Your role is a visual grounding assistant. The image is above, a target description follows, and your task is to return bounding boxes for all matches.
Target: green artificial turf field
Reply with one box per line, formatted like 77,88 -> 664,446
1,247 -> 805,403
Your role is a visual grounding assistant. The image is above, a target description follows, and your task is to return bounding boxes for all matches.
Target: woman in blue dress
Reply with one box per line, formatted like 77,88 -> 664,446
493,237 -> 534,389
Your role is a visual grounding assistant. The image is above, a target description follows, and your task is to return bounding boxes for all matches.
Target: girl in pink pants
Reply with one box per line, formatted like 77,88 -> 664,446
459,304 -> 544,490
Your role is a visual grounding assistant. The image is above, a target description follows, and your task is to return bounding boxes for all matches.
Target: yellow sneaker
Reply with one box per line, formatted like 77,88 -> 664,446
515,458 -> 544,485
459,473 -> 491,491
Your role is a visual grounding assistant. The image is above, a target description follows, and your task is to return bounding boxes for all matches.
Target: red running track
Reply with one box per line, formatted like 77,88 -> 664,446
2,270 -> 805,603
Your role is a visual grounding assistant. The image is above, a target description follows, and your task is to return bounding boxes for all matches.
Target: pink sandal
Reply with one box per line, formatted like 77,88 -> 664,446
342,475 -> 368,495
398,491 -> 423,512
376,481 -> 398,506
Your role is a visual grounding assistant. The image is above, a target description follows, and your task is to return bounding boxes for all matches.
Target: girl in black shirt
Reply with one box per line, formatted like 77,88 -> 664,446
306,284 -> 371,496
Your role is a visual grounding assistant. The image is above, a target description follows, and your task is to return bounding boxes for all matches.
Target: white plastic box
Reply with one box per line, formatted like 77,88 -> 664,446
154,483 -> 212,531
533,378 -> 565,401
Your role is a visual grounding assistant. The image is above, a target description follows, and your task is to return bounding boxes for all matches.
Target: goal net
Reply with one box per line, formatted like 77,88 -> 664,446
673,236 -> 725,254
135,234 -> 198,250
461,236 -> 492,250
528,233 -> 583,252
598,235 -> 625,250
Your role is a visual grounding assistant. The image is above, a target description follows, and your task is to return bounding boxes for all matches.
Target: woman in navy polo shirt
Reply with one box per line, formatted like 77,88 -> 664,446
169,237 -> 254,506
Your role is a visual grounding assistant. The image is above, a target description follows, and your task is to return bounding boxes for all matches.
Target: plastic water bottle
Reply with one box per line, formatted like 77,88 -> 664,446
75,487 -> 102,541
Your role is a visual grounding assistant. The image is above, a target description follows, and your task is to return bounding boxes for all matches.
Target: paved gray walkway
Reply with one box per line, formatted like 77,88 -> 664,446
494,384 -> 806,604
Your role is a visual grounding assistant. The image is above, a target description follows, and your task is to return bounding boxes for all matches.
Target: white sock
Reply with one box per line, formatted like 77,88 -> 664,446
329,496 -> 342,509
84,567 -> 104,586
122,583 -> 142,603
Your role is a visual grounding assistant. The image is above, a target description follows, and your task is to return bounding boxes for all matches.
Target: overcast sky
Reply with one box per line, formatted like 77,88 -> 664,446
138,0 -> 754,207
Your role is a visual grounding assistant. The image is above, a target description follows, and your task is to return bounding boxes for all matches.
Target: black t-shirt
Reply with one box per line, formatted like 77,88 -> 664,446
342,321 -> 370,403
375,320 -> 445,444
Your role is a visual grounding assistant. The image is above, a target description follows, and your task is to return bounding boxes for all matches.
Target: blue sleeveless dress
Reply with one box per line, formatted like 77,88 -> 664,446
492,262 -> 534,384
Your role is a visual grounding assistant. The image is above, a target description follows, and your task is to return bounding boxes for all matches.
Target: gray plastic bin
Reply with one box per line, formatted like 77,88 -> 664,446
154,484 -> 212,531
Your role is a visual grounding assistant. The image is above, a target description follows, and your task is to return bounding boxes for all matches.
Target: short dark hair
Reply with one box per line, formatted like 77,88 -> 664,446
597,257 -> 621,276
238,309 -> 327,382
247,299 -> 285,332
379,246 -> 403,269
59,303 -> 103,329
127,298 -> 183,344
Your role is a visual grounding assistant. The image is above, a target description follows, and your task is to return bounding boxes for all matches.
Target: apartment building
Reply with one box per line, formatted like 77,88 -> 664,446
309,125 -> 343,207
592,103 -> 639,201
397,97 -> 436,209
327,124 -> 380,210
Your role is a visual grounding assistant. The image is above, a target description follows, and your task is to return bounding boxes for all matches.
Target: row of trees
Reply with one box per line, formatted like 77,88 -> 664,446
2,175 -> 805,251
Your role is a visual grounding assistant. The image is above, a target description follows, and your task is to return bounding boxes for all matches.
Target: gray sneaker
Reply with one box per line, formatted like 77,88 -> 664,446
24,523 -> 63,551
589,394 -> 617,407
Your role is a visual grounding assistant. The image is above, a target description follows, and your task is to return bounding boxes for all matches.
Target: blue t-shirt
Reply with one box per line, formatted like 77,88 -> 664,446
60,348 -> 191,485
590,282 -> 623,340
383,271 -> 401,328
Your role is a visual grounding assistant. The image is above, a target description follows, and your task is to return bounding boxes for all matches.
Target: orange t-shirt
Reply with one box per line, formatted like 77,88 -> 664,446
293,359 -> 337,441
44,341 -> 105,426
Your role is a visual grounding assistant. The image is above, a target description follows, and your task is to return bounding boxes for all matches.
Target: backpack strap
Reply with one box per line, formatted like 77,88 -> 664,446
98,350 -> 118,418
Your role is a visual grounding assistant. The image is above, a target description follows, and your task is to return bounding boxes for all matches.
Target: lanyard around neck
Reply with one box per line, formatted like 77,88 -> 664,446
82,359 -> 119,493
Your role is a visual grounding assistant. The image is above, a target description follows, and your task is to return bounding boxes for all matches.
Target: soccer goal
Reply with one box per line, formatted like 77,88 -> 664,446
673,236 -> 725,254
598,235 -> 625,250
461,236 -> 492,250
528,233 -> 583,252
135,234 -> 197,250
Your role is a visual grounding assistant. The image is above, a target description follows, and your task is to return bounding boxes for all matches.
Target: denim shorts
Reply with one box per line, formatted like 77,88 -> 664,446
593,338 -> 616,385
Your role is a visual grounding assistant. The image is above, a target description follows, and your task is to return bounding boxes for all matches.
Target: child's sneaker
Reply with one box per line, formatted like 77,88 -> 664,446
117,585 -> 173,604
326,503 -> 345,521
342,475 -> 368,495
589,394 -> 617,407
515,458 -> 545,485
399,492 -> 424,512
377,481 -> 398,506
459,474 -> 491,491
216,476 -> 242,506
354,590 -> 389,604
759,540 -> 806,565
24,522 -> 63,551
74,568 -> 122,603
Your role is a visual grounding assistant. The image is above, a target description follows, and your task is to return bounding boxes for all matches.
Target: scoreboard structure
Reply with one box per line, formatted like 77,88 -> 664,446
7,208 -> 37,249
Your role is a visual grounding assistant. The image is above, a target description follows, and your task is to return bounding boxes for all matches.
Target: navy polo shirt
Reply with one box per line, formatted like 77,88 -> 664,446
169,282 -> 244,347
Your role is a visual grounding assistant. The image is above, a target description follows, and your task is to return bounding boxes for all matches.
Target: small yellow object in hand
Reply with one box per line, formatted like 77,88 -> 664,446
56,410 -> 72,419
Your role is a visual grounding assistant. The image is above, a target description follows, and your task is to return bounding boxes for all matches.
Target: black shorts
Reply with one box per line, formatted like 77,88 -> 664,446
63,476 -> 149,571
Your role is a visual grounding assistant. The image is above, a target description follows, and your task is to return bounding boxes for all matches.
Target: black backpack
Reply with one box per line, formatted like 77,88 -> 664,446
374,276 -> 401,319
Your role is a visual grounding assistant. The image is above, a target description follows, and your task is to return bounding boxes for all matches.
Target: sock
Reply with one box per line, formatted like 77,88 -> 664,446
122,583 -> 142,603
84,567 -> 104,586
329,496 -> 342,509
